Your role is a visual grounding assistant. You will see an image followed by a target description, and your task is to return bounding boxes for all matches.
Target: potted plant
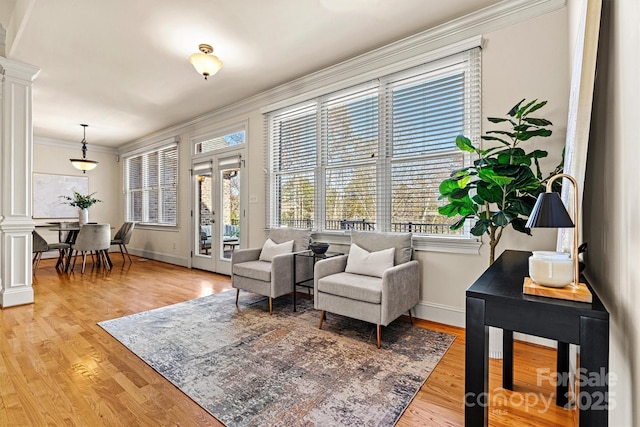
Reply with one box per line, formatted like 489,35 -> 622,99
60,191 -> 102,225
438,99 -> 563,264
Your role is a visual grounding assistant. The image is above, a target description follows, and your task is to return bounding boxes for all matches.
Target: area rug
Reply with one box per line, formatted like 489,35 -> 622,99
98,291 -> 455,426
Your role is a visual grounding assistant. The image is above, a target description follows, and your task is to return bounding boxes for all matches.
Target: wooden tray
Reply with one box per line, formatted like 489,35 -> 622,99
523,277 -> 592,303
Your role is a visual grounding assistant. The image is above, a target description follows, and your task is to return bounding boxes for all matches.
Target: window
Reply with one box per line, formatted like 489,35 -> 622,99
195,130 -> 246,154
266,47 -> 480,237
124,142 -> 178,226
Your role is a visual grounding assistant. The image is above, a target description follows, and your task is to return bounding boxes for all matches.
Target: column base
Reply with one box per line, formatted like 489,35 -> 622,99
1,287 -> 34,308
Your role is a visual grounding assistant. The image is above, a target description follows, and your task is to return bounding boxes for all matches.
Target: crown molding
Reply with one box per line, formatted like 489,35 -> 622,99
34,137 -> 117,154
0,56 -> 40,81
119,0 -> 566,152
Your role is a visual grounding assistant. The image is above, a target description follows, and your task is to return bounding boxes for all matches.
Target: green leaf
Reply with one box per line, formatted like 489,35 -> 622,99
481,135 -> 511,146
517,99 -> 538,118
513,124 -> 531,132
472,194 -> 485,205
492,211 -> 515,227
506,166 -> 539,190
492,164 -> 522,176
481,146 -> 508,157
478,169 -> 515,186
476,182 -> 502,204
455,135 -> 476,153
517,128 -> 553,141
528,149 -> 548,159
486,130 -> 516,138
510,198 -> 533,216
497,153 -> 511,164
486,117 -> 510,123
438,179 -> 460,196
438,204 -> 459,217
524,100 -> 547,116
471,219 -> 492,236
451,216 -> 470,230
523,117 -> 553,126
438,198 -> 475,217
511,217 -> 531,235
451,168 -> 472,177
508,99 -> 525,117
450,187 -> 470,199
456,174 -> 472,188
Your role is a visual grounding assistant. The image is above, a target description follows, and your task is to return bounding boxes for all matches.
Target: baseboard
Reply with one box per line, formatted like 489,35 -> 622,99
413,300 -> 465,328
513,333 -> 556,348
1,287 -> 34,308
127,248 -> 190,268
413,300 -> 555,351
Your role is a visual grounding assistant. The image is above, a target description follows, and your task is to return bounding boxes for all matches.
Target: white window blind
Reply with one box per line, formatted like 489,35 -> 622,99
265,47 -> 480,236
266,102 -> 317,228
124,143 -> 178,226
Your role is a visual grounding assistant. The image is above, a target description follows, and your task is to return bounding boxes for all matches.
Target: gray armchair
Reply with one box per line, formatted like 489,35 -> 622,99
314,230 -> 419,348
231,228 -> 313,314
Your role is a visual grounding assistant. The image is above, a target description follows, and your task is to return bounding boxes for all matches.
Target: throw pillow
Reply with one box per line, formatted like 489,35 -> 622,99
345,243 -> 395,278
259,238 -> 294,262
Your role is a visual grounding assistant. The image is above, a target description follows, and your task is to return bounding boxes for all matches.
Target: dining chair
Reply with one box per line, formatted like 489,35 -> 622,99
58,222 -> 80,244
110,222 -> 135,263
32,230 -> 71,274
70,224 -> 112,273
32,231 -> 49,274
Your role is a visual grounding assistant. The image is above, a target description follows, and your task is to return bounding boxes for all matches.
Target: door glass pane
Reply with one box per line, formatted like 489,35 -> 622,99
221,167 -> 240,259
197,172 -> 213,256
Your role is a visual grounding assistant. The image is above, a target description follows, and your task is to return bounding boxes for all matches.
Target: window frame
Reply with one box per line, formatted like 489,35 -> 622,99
123,138 -> 179,228
192,123 -> 247,156
265,44 -> 482,253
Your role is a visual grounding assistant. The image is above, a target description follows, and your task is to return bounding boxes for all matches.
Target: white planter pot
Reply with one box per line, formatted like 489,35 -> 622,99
79,208 -> 89,225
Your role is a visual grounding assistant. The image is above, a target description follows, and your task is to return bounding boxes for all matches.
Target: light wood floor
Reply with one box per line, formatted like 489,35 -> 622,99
1,256 -> 578,426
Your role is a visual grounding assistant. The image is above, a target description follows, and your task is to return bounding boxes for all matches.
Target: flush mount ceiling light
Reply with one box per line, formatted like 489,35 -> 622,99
189,44 -> 223,80
70,124 -> 98,173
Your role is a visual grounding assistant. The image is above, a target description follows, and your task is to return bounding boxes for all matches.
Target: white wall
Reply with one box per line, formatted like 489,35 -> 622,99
413,8 -> 569,324
33,140 -> 121,246
118,6 -> 570,329
582,0 -> 639,424
117,111 -> 265,267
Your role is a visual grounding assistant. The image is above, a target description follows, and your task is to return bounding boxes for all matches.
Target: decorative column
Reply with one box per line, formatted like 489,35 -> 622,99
0,57 -> 40,308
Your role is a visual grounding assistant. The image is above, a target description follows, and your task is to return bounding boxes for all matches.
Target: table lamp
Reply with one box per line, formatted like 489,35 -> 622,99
525,173 -> 584,289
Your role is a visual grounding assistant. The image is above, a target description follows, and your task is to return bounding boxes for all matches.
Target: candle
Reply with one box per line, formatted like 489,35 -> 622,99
528,251 -> 574,288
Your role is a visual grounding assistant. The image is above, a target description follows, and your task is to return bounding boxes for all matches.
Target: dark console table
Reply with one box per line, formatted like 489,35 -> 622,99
465,250 -> 609,427
292,250 -> 343,312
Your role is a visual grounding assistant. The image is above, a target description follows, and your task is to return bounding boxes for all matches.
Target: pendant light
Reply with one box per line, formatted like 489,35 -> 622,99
189,44 -> 223,80
70,124 -> 98,173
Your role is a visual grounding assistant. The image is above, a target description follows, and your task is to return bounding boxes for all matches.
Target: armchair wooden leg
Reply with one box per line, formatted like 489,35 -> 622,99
376,325 -> 381,349
235,289 -> 239,305
408,309 -> 414,324
318,310 -> 325,329
269,297 -> 273,315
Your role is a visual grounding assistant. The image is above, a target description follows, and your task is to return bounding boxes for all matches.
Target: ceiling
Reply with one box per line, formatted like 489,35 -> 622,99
2,0 -> 500,148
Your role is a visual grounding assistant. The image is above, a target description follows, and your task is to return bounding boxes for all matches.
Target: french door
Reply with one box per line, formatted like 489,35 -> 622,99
191,151 -> 244,275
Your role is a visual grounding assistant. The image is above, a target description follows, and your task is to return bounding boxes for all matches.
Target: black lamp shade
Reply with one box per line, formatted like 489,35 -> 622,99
525,192 -> 575,228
